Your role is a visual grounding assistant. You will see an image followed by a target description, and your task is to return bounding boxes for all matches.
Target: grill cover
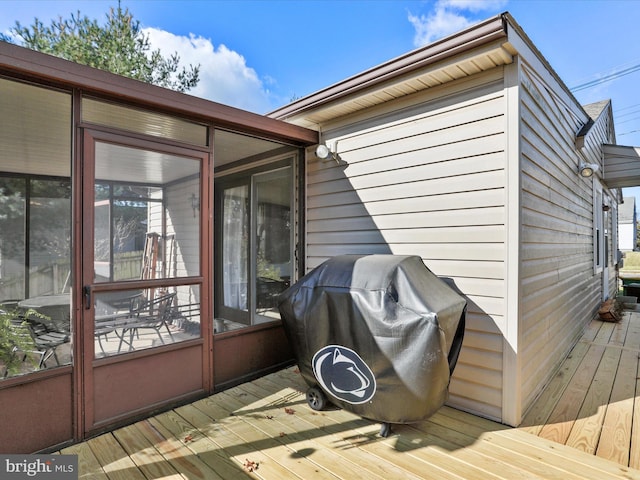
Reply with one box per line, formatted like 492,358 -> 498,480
278,254 -> 466,424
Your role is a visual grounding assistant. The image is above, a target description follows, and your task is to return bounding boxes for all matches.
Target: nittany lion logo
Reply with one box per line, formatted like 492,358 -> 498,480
312,345 -> 376,404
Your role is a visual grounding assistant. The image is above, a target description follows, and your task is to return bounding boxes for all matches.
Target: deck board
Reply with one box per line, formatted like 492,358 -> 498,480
59,442 -> 109,480
234,382 -> 393,480
244,384 -> 426,480
537,343 -> 605,444
112,423 -> 188,480
595,347 -> 636,465
58,311 -> 640,479
86,433 -> 147,480
522,310 -> 640,475
519,340 -> 589,435
150,409 -> 255,479
137,415 -> 228,480
565,344 -> 620,453
632,362 -> 640,470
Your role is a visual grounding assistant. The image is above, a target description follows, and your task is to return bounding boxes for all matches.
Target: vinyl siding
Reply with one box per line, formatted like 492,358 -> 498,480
148,178 -> 201,309
305,73 -> 507,421
584,106 -> 619,295
518,63 -> 614,413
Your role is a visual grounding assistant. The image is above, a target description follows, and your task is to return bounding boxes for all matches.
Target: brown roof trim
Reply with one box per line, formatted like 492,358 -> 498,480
269,14 -> 507,120
0,41 -> 317,145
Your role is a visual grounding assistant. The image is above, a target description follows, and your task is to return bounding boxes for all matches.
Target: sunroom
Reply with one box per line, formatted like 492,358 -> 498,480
0,41 -> 316,453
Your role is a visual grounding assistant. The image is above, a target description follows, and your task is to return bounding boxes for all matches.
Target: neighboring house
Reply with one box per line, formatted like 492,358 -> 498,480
270,12 -> 630,426
619,197 -> 637,251
1,11 -> 639,453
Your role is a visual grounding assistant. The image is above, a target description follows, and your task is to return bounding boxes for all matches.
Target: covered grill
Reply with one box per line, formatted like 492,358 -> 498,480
278,254 -> 466,435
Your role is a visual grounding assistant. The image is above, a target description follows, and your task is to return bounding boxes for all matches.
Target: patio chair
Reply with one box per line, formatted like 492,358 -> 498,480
94,292 -> 145,355
94,314 -> 132,356
5,316 -> 69,371
124,292 -> 176,348
95,292 -> 177,354
28,321 -> 70,368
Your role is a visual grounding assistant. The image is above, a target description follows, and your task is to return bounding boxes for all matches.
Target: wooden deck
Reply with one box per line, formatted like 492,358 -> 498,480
520,308 -> 640,470
60,312 -> 640,479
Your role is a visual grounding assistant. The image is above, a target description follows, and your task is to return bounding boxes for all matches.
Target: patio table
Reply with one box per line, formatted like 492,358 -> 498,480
18,294 -> 71,332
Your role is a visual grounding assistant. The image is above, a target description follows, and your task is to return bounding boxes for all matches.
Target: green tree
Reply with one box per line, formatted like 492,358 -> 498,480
0,2 -> 199,92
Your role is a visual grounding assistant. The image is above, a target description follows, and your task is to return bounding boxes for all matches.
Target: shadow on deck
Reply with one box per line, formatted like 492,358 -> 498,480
61,316 -> 640,480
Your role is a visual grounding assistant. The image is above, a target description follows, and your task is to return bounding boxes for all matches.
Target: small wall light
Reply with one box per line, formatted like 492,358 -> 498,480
190,193 -> 200,217
315,143 -> 341,164
578,162 -> 600,177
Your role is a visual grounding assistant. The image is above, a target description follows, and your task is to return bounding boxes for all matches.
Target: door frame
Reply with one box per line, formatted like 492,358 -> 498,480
78,127 -> 212,436
214,157 -> 297,327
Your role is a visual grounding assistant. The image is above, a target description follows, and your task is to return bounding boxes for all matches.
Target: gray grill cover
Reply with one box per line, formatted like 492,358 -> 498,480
278,254 -> 466,424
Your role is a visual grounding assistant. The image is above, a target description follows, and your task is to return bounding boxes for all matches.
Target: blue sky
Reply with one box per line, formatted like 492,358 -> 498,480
2,0 -> 640,196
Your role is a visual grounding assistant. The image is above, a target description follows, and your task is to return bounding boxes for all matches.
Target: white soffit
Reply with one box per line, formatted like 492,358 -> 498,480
295,42 -> 514,128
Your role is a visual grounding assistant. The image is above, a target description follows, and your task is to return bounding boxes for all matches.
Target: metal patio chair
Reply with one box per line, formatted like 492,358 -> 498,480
124,292 -> 176,348
27,321 -> 70,368
4,315 -> 69,372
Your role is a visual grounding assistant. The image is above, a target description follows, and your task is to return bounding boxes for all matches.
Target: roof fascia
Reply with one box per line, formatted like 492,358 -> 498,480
269,13 -> 508,120
501,13 -> 589,126
0,41 -> 317,145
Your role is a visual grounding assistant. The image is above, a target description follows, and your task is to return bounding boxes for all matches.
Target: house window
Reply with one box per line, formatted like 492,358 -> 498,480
0,176 -> 72,300
215,160 -> 296,331
594,181 -> 604,274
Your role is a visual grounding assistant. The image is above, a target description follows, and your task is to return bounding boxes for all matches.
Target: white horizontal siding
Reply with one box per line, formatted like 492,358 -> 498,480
308,170 -> 505,208
305,74 -> 507,420
165,179 -> 201,307
518,63 -> 608,414
307,224 -> 505,244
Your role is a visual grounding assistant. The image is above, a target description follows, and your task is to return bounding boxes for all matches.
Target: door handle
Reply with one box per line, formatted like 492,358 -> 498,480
83,285 -> 92,310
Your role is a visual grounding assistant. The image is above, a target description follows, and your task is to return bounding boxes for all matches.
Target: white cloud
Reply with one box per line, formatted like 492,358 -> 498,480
444,0 -> 508,13
144,27 -> 274,113
409,0 -> 508,47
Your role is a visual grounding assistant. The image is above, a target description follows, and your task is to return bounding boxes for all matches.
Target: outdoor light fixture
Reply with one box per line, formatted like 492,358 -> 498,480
578,162 -> 600,177
190,193 -> 200,217
316,144 -> 332,159
315,143 -> 341,164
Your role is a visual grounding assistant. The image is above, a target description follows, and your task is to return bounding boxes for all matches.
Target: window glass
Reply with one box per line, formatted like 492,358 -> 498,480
0,176 -> 72,378
93,143 -> 201,282
92,141 -> 202,358
94,286 -> 200,358
0,177 -> 26,301
222,185 -> 249,313
215,162 -> 294,332
254,168 -> 292,320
